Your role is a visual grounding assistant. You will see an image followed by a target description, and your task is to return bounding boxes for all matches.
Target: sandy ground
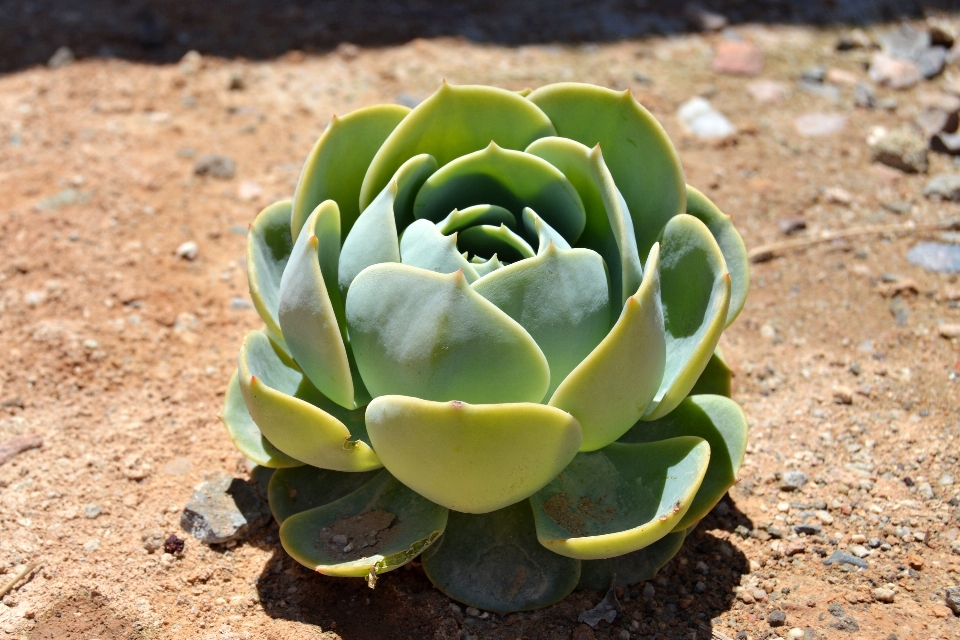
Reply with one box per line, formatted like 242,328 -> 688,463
0,17 -> 959,640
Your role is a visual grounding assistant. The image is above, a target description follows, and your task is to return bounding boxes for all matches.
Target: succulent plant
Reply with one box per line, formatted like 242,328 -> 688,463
222,82 -> 750,613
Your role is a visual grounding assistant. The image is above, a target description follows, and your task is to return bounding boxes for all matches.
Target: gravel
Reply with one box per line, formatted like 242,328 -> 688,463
823,550 -> 869,568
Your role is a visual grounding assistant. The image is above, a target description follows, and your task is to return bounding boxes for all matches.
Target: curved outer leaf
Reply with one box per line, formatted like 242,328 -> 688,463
437,204 -> 515,235
619,395 -> 748,531
238,331 -> 382,472
471,254 -> 504,276
247,200 -> 295,348
685,185 -> 749,328
643,215 -> 731,421
458,223 -> 535,263
549,244 -> 665,451
689,349 -> 732,398
577,529 -> 685,591
280,470 -> 448,577
291,104 -> 410,241
422,500 -> 581,614
412,143 -> 586,244
389,153 -> 438,233
278,200 -> 356,409
345,264 -> 550,404
221,367 -> 302,468
400,220 -> 480,282
338,182 -> 401,297
529,437 -> 710,560
360,83 -> 556,212
527,83 -> 686,261
522,208 -> 570,252
365,395 -> 582,514
268,465 -> 380,523
473,243 -> 609,399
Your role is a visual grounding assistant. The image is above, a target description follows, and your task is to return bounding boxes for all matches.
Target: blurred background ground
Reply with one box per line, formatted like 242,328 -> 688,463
1,3 -> 960,640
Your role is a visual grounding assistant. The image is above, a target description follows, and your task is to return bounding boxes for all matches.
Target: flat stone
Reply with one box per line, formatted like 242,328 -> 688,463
871,128 -> 928,174
836,29 -> 874,51
878,23 -> 930,59
825,68 -> 858,85
907,242 -> 960,273
83,504 -> 102,519
915,46 -> 947,79
924,174 -> 960,200
823,550 -> 868,568
194,154 -> 236,179
712,40 -> 763,75
869,53 -> 922,90
778,218 -> 807,235
915,109 -> 952,138
794,523 -> 822,535
919,91 -> 960,113
768,611 -> 786,627
747,79 -> 787,103
794,113 -> 846,137
677,97 -> 736,139
180,475 -> 270,544
946,587 -> 960,615
781,470 -> 809,491
797,80 -> 840,103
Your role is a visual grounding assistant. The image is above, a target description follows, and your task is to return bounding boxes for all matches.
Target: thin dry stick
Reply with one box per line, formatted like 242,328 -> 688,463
0,561 -> 41,599
748,219 -> 960,263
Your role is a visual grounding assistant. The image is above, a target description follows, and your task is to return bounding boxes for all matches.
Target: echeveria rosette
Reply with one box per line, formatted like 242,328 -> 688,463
221,82 -> 750,613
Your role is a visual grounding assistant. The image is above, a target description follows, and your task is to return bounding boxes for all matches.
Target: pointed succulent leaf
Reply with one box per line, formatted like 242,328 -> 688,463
577,529 -> 685,591
346,264 -> 550,404
643,215 -> 731,421
389,153 -> 438,232
238,331 -> 382,472
473,243 -> 609,399
471,254 -> 503,277
268,465 -> 381,524
529,437 -> 710,560
457,223 -> 535,263
247,200 -> 295,348
400,220 -> 480,282
522,207 -> 570,253
422,500 -> 580,614
527,83 -> 686,260
291,104 -> 410,241
278,200 -> 356,409
620,395 -> 748,531
685,186 -> 749,327
221,367 -> 302,468
360,83 -> 556,211
413,143 -> 586,244
280,470 -> 448,577
338,182 -> 401,297
366,395 -> 582,513
437,204 -> 515,235
689,349 -> 732,398
549,244 -> 665,451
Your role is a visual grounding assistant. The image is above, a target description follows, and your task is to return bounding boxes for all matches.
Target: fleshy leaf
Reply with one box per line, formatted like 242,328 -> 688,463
471,254 -> 504,276
221,367 -> 302,468
549,244 -> 665,451
338,182 -> 401,297
620,395 -> 747,531
522,208 -> 570,253
360,83 -> 556,212
457,224 -> 535,263
529,437 -> 710,560
268,465 -> 381,523
345,264 -> 550,404
278,200 -> 355,408
247,201 -> 295,348
413,143 -> 585,244
685,186 -> 749,327
390,153 -> 438,233
473,243 -> 609,399
689,349 -> 732,398
577,529 -> 685,591
365,395 -> 582,513
238,331 -> 382,472
437,204 -> 515,234
421,500 -> 580,614
280,470 -> 448,577
399,219 -> 480,282
643,215 -> 731,421
527,83 -> 686,260
291,104 -> 410,241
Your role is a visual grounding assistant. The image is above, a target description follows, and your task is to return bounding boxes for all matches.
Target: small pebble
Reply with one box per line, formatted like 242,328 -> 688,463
84,504 -> 102,519
768,610 -> 786,627
193,154 -> 236,179
781,470 -> 809,491
873,588 -> 895,603
176,241 -> 199,261
642,583 -> 655,598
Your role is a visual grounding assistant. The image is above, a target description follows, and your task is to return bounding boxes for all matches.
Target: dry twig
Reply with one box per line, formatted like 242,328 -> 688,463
0,434 -> 43,466
748,219 -> 960,263
0,561 -> 41,600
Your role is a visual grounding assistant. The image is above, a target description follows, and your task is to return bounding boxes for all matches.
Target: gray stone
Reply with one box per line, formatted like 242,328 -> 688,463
801,66 -> 826,83
906,242 -> 960,274
932,132 -> 960,155
194,154 -> 236,179
778,218 -> 807,235
230,296 -> 254,310
823,550 -> 868,568
923,174 -> 960,200
877,24 -> 930,60
853,82 -> 876,109
797,80 -> 840,103
946,587 -> 960,615
677,97 -> 736,139
781,470 -> 810,491
48,46 -> 75,69
684,4 -> 727,32
83,504 -> 102,519
396,93 -> 421,109
768,611 -> 786,627
890,297 -> 910,327
794,523 -> 822,535
871,128 -> 928,174
181,475 -> 270,544
869,53 -> 921,90
578,582 -> 621,628
918,482 -> 935,500
827,603 -> 860,632
915,46 -> 947,79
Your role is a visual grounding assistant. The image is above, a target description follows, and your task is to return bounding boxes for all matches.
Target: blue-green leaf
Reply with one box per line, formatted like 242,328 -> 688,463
247,201 -> 295,348
400,220 -> 479,282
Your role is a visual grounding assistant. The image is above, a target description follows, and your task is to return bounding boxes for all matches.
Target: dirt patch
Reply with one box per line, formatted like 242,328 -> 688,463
320,510 -> 397,560
30,591 -> 139,639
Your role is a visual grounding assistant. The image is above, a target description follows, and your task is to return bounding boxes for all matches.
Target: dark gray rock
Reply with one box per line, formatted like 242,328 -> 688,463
194,154 -> 236,179
923,174 -> 960,200
827,603 -> 860,632
768,610 -> 786,627
906,242 -> 960,273
181,475 -> 270,544
823,550 -> 869,568
794,523 -> 822,535
946,586 -> 960,615
781,470 -> 810,491
801,66 -> 826,83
